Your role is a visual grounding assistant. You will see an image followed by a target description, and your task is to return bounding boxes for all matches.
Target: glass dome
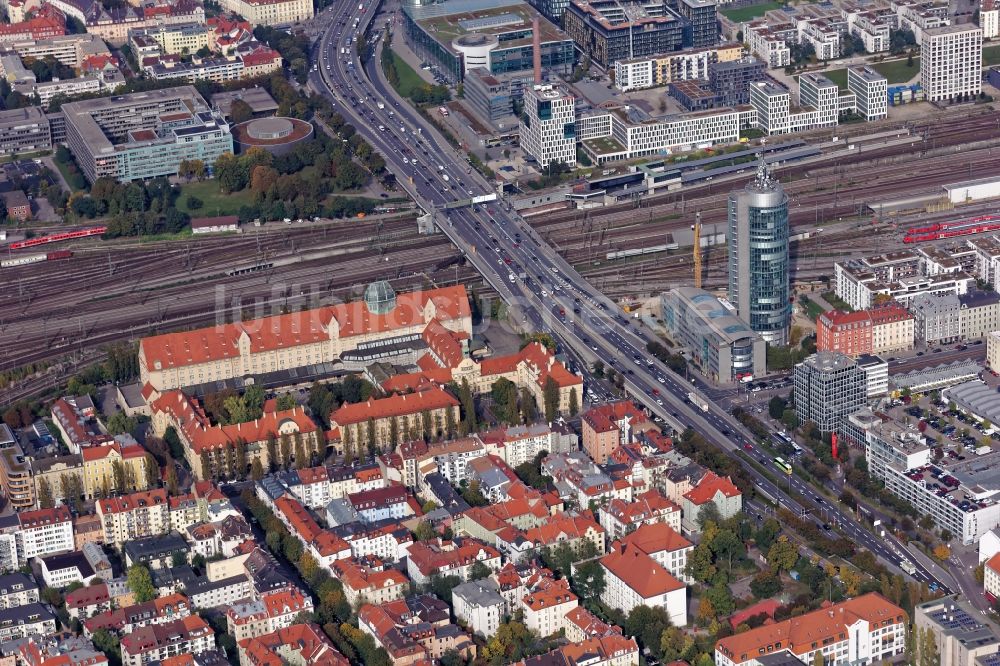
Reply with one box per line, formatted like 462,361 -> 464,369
364,280 -> 397,315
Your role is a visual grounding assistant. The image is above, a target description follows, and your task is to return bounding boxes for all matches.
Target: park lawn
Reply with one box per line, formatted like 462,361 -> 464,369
176,180 -> 253,217
800,296 -> 825,321
390,51 -> 426,98
871,58 -> 919,84
984,44 -> 1000,66
720,1 -> 782,22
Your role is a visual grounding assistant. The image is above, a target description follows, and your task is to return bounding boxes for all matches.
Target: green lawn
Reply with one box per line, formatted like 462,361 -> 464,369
870,58 -> 919,84
819,58 -> 917,91
176,180 -> 253,217
800,296 -> 825,322
984,44 -> 1000,66
720,1 -> 782,23
390,50 -> 426,98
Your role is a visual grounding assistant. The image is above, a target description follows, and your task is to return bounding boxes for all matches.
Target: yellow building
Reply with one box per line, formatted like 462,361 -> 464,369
128,22 -> 210,56
138,283 -> 472,391
149,389 -> 322,481
31,454 -> 84,508
81,442 -> 151,499
216,0 -> 313,27
329,386 -> 461,453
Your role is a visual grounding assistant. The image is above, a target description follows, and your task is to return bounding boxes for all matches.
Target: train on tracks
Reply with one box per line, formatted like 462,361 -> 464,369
1,250 -> 73,268
8,226 -> 106,250
903,215 -> 1000,243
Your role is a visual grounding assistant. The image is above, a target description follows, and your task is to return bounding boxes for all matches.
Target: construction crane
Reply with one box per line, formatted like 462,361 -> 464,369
692,211 -> 702,289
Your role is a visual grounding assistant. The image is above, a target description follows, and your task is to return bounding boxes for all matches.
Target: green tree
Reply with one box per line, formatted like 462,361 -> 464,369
570,558 -> 605,599
568,387 -> 579,417
366,417 -> 377,453
37,477 -> 54,509
767,537 -> 799,571
413,521 -> 436,541
251,458 -> 265,481
519,388 -> 538,424
106,411 -> 139,436
126,564 -> 156,602
144,453 -> 159,489
459,378 -> 476,434
91,630 -> 121,666
543,377 -> 560,422
491,378 -> 519,425
750,569 -> 781,598
200,450 -> 212,481
768,396 -> 788,420
111,461 -> 126,493
165,465 -> 179,495
469,561 -> 491,581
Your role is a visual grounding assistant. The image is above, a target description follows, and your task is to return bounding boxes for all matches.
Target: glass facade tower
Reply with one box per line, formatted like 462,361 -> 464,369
727,157 -> 790,345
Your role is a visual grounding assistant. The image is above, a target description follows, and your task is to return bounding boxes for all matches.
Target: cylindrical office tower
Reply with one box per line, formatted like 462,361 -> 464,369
727,158 -> 790,345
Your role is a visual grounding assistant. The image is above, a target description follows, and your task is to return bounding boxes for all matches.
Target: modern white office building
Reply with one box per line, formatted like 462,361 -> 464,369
520,84 -> 577,167
848,66 -> 888,121
920,24 -> 982,102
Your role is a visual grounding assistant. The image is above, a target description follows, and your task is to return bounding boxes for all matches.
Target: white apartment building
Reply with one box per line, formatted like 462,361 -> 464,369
848,66 -> 888,121
988,330 -> 1000,373
985,552 -> 1000,600
715,593 -> 907,666
834,261 -> 974,310
749,80 -> 791,133
521,578 -> 578,638
797,20 -> 841,60
615,58 -> 656,92
0,574 -> 38,609
612,45 -> 742,92
15,507 -> 74,565
921,24 -> 982,102
981,4 -> 999,38
520,84 -> 577,168
216,0 -> 312,25
600,544 -> 687,626
96,489 -> 170,547
452,579 -> 506,638
746,23 -> 791,68
845,11 -> 891,52
897,3 -> 950,44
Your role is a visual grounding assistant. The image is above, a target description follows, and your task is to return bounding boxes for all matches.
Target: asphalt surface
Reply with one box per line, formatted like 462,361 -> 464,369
303,3 -> 952,594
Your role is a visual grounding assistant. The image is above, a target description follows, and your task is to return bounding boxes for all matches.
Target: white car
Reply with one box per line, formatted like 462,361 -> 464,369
541,290 -> 548,297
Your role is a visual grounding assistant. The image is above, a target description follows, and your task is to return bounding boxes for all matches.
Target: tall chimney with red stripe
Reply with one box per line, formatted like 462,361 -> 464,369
533,16 -> 542,84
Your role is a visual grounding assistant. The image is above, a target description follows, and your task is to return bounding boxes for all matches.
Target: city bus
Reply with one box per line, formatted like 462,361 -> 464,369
774,457 -> 793,474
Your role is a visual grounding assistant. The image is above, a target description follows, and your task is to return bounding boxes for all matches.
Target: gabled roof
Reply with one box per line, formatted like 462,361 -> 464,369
140,285 -> 469,371
329,387 -> 458,427
683,471 -> 741,506
600,543 -> 684,598
620,522 -> 691,554
715,593 -> 906,662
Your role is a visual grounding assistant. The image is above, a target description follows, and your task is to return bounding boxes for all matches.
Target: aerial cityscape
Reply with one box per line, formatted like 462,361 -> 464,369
1,0 -> 1000,662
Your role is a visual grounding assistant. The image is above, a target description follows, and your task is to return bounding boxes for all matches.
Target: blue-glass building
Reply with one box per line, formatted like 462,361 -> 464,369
727,158 -> 790,345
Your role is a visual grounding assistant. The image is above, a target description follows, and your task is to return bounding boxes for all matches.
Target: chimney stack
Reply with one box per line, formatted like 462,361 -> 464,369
532,16 -> 542,84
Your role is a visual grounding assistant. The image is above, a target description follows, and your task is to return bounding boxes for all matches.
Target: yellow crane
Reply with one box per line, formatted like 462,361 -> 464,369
693,211 -> 702,289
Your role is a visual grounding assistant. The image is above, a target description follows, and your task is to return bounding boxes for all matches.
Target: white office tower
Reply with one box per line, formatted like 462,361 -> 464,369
520,84 -> 577,168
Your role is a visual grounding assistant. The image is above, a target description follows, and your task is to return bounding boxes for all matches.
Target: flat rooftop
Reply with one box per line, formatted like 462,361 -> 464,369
406,0 -> 566,52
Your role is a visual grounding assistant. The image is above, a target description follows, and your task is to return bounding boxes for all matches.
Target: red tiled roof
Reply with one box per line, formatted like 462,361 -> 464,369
715,593 -> 906,663
19,505 -> 71,529
620,522 -> 691,555
329,387 -> 458,427
98,489 -> 167,515
600,543 -> 684,598
523,513 -> 603,548
728,598 -> 781,629
683,471 -> 741,506
239,623 -> 348,666
65,583 -> 110,610
240,46 -> 281,67
150,390 -> 318,455
140,285 -> 470,371
407,538 -> 500,576
582,400 -> 646,434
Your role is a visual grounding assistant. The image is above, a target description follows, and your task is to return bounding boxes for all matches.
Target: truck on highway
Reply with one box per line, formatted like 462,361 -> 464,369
688,391 -> 709,412
377,102 -> 385,109
900,561 -> 916,575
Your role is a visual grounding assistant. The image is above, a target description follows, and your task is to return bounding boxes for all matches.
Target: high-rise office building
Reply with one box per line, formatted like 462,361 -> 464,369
519,84 -> 576,168
792,351 -> 867,433
727,157 -> 790,345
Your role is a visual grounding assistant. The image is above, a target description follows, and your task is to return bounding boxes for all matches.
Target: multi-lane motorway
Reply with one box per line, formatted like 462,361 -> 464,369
305,1 -> 951,593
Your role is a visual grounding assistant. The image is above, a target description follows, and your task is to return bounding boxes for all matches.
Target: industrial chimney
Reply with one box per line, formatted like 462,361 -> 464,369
532,16 -> 542,84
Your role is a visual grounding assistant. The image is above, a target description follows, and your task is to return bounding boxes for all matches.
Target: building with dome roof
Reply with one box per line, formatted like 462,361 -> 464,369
364,280 -> 397,315
138,282 -> 473,392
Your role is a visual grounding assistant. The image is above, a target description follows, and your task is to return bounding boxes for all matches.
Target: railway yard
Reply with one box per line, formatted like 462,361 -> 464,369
4,106 -> 1000,403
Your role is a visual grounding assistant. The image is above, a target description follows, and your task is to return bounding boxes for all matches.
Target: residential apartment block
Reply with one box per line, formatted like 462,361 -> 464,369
120,615 -> 215,666
96,489 -> 170,546
0,106 -> 52,157
520,84 -> 576,168
921,24 -> 982,102
216,0 -> 313,26
612,44 -> 742,92
715,593 -> 906,666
